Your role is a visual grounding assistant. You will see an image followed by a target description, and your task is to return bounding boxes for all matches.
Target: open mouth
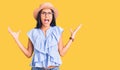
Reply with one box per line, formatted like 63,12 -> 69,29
44,19 -> 49,23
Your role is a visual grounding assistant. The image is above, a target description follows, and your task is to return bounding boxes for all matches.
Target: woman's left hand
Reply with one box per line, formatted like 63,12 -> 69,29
70,24 -> 82,39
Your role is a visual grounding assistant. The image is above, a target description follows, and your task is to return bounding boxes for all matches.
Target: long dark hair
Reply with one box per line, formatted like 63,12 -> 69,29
35,9 -> 56,28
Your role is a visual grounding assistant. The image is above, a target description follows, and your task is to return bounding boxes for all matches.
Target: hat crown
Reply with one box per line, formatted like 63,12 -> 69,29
33,2 -> 58,19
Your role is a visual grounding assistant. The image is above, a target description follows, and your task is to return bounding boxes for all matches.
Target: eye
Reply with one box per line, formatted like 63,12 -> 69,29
48,12 -> 53,15
41,12 -> 53,16
41,12 -> 46,15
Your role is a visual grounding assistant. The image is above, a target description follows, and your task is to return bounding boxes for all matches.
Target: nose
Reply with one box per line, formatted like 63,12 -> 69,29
45,13 -> 49,18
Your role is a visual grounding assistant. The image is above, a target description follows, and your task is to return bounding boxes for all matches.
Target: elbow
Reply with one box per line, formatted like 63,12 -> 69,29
59,50 -> 66,57
60,54 -> 64,57
26,55 -> 31,58
26,54 -> 32,58
60,52 -> 65,57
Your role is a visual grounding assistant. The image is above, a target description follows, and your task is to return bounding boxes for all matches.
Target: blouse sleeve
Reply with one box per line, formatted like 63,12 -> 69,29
27,29 -> 35,44
54,26 -> 64,42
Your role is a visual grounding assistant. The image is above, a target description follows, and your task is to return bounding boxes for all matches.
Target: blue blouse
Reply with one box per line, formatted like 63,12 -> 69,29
27,26 -> 63,68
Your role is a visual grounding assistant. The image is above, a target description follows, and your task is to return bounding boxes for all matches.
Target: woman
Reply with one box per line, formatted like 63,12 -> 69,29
8,2 -> 82,70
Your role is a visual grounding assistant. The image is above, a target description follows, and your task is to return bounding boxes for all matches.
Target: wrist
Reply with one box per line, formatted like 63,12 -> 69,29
69,37 -> 74,42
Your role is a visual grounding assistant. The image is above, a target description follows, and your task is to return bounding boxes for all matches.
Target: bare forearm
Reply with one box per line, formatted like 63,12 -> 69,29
15,39 -> 31,58
8,27 -> 32,58
59,24 -> 82,56
60,39 -> 73,56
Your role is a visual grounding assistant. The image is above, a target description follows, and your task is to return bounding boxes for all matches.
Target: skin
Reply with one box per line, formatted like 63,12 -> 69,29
8,8 -> 82,67
40,9 -> 52,28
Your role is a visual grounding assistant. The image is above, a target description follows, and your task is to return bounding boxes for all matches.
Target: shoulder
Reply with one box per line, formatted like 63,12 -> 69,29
51,26 -> 64,39
52,26 -> 63,32
28,28 -> 38,33
27,28 -> 40,43
27,28 -> 40,36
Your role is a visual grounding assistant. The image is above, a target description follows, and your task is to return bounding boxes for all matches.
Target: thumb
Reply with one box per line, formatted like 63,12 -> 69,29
70,28 -> 73,33
74,24 -> 82,33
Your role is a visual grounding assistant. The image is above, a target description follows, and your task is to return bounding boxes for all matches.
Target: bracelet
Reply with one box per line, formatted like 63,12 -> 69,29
69,37 -> 74,41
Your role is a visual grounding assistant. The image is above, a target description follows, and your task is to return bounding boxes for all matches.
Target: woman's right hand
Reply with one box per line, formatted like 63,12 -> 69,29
8,27 -> 33,58
8,27 -> 21,40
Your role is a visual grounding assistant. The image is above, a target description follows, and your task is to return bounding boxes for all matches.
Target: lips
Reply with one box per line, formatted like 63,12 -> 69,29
44,19 -> 49,23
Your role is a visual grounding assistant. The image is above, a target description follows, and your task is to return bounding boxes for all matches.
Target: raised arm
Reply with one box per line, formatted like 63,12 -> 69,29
58,24 -> 82,56
8,27 -> 34,58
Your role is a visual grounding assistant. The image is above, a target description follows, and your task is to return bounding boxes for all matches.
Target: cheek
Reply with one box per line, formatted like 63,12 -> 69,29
49,16 -> 53,21
40,16 -> 44,22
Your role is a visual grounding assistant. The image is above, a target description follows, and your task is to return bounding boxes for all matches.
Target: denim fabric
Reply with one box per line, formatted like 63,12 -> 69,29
31,67 -> 59,70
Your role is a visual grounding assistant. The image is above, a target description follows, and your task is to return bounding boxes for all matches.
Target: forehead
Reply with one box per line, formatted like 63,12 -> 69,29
41,8 -> 52,12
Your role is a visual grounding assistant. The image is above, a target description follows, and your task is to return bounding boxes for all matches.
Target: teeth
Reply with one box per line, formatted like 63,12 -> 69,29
45,21 -> 48,23
44,19 -> 49,23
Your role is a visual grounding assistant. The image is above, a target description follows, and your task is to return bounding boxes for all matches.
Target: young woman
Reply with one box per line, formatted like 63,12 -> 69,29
8,2 -> 82,70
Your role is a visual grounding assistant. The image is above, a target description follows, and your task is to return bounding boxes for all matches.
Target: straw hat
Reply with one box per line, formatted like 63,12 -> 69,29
33,2 -> 58,19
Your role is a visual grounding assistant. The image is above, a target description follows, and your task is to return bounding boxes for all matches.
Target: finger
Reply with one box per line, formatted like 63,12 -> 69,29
8,27 -> 13,34
75,24 -> 82,32
70,28 -> 73,33
74,24 -> 82,33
